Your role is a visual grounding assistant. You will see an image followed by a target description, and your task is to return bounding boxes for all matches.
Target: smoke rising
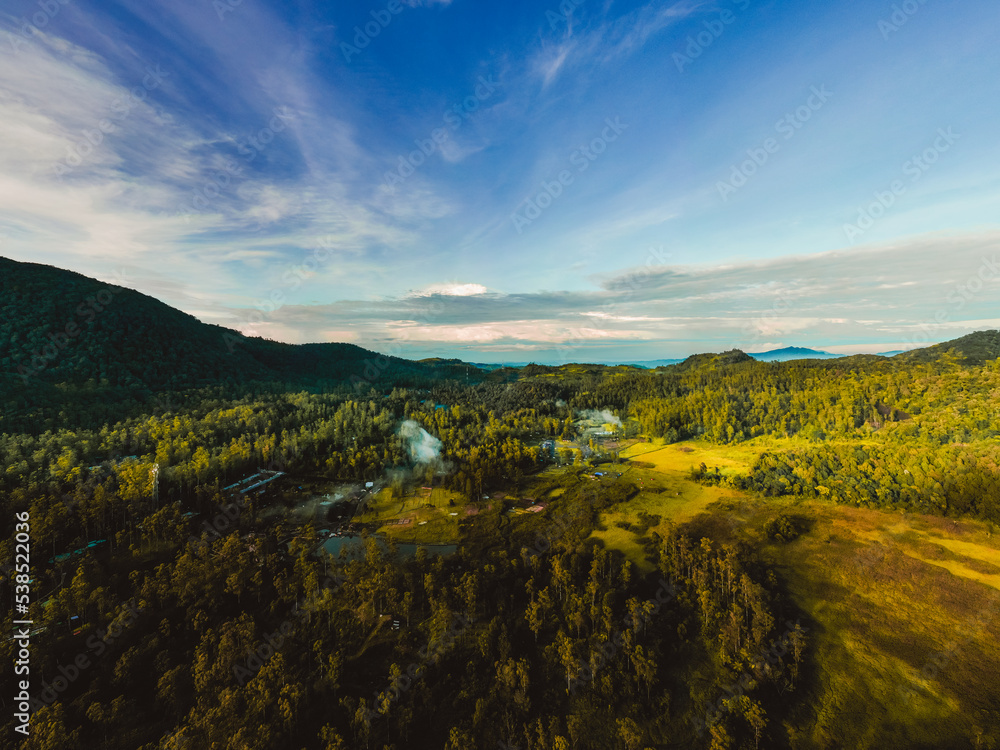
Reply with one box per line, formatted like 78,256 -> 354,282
398,420 -> 443,464
577,409 -> 622,428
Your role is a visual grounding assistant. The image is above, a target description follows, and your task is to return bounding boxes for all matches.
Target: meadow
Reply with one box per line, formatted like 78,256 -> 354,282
356,485 -> 466,544
583,436 -> 1000,748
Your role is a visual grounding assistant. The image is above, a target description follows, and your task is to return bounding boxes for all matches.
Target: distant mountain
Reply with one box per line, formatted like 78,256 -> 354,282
6,256 -> 1000,432
877,350 -> 906,357
469,362 -> 530,371
610,358 -> 685,369
471,358 -> 687,370
747,346 -> 842,362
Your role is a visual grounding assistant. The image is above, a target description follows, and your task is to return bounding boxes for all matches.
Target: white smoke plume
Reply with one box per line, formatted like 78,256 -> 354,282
398,420 -> 443,464
577,409 -> 622,428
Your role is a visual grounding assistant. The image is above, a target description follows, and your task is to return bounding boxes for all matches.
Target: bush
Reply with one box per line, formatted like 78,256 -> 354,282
763,514 -> 800,542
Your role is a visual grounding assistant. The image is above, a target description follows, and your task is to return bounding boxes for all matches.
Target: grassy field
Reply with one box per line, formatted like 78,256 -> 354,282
341,436 -> 1000,743
620,437 -> 758,473
588,440 -> 757,571
357,486 -> 465,544
764,500 -> 1000,748
345,438 -> 1000,743
590,437 -> 1000,747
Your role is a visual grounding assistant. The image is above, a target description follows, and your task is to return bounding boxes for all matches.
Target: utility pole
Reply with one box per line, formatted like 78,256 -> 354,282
150,464 -> 159,509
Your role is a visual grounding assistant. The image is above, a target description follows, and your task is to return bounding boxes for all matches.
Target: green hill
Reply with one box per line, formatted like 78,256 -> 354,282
4,256 -> 998,433
893,329 -> 1000,365
671,348 -> 755,372
1,256 -> 273,390
0,257 -> 470,431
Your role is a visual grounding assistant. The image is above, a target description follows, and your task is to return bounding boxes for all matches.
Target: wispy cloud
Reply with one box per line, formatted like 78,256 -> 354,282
0,3 -> 454,310
2,0 -> 999,364
530,0 -> 709,84
535,41 -> 574,87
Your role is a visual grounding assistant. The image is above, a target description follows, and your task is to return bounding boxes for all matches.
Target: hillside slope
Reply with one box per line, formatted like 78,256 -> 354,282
893,330 -> 1000,365
0,257 -> 467,431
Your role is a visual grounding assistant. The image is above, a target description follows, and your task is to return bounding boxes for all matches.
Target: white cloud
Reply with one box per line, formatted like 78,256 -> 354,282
0,8 -> 457,314
536,42 -> 574,87
410,282 -> 489,297
383,319 -> 652,344
582,312 -> 666,322
438,136 -> 487,164
529,0 -> 709,85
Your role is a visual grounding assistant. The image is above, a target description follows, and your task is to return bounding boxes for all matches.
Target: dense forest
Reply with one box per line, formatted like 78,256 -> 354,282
3,259 -> 999,748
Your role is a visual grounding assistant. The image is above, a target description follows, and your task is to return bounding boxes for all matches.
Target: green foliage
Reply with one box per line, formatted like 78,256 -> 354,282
3,259 -> 1000,747
762,514 -> 800,542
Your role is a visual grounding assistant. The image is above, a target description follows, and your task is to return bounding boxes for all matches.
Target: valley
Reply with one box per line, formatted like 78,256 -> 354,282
4,258 -> 1000,748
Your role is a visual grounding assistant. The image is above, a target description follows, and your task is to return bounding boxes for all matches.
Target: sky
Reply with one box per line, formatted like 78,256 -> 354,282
1,0 -> 999,364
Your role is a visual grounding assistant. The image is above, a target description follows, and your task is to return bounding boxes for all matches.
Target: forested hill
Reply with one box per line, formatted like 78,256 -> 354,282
892,329 -> 1000,365
4,255 -> 999,434
671,349 -> 754,372
658,332 -> 1000,374
0,257 -> 476,432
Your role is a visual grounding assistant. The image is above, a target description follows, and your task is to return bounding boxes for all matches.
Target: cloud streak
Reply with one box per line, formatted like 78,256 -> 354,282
209,230 -> 1000,361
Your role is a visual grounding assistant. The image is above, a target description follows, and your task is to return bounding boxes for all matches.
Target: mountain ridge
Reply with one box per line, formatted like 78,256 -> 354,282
4,257 -> 1000,427
746,346 -> 841,361
0,257 -> 477,431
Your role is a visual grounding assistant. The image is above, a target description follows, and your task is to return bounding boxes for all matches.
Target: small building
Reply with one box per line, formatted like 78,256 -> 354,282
223,470 -> 285,496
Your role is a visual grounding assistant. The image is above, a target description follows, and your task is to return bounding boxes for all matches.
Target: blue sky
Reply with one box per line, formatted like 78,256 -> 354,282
1,0 -> 999,363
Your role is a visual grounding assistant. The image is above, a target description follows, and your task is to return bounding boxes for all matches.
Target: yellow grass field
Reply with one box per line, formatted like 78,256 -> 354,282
620,438 -> 757,474
762,500 -> 1000,748
592,440 -> 758,570
358,486 -> 465,544
594,437 -> 1000,747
